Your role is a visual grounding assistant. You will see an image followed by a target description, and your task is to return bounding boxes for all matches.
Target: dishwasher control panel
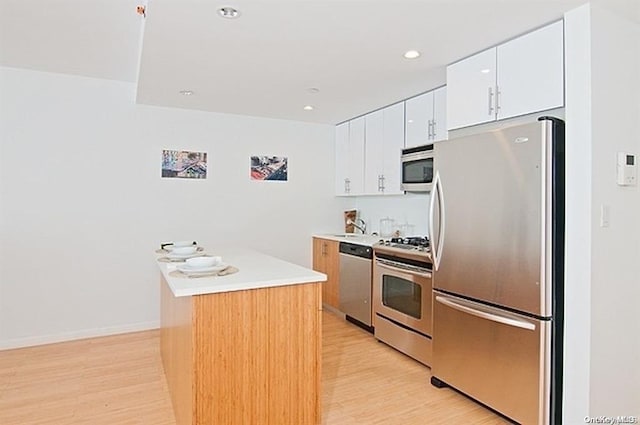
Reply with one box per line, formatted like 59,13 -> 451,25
339,242 -> 373,259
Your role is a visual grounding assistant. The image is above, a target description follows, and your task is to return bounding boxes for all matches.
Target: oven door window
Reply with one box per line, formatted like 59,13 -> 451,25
403,158 -> 433,184
381,275 -> 422,319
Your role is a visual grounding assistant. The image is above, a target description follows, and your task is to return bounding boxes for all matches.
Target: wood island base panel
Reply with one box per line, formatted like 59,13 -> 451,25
160,275 -> 322,425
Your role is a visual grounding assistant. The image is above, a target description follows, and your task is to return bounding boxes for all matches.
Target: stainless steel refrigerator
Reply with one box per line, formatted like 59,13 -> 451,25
429,117 -> 564,425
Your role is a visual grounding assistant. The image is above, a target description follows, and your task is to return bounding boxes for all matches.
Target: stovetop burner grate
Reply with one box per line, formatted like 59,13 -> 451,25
376,236 -> 431,255
389,236 -> 430,248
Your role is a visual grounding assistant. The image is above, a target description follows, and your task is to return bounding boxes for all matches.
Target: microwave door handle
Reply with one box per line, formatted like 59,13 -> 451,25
429,172 -> 445,270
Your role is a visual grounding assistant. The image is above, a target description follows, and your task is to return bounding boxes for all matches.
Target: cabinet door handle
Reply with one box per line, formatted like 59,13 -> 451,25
380,175 -> 385,191
345,178 -> 350,194
431,119 -> 437,139
496,85 -> 501,113
488,87 -> 494,116
427,120 -> 433,139
322,242 -> 327,256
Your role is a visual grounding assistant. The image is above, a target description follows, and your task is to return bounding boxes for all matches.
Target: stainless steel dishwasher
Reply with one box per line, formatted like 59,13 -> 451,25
339,242 -> 373,331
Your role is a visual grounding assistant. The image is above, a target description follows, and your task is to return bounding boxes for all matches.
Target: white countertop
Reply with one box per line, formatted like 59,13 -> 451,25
157,248 -> 327,297
313,233 -> 383,247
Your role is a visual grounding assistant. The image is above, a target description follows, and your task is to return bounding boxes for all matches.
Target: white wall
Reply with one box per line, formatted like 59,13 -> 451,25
0,67 -> 343,349
564,2 -> 640,421
588,2 -> 640,417
563,4 -> 593,421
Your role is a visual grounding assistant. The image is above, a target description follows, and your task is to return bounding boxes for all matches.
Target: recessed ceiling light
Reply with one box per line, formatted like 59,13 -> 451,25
480,69 -> 491,74
303,105 -> 314,111
404,50 -> 421,59
179,90 -> 194,96
218,7 -> 240,19
407,119 -> 414,123
307,87 -> 320,94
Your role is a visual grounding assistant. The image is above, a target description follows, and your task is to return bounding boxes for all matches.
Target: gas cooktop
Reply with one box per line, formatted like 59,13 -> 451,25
375,236 -> 431,259
385,236 -> 430,249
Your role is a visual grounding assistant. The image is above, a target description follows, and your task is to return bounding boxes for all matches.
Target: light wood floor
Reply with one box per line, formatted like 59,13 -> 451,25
0,311 -> 510,425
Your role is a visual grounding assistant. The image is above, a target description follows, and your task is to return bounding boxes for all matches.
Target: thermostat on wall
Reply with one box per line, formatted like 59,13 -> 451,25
617,152 -> 637,186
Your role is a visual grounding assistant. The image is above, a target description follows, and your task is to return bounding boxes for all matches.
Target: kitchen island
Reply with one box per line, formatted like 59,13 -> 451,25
157,248 -> 326,425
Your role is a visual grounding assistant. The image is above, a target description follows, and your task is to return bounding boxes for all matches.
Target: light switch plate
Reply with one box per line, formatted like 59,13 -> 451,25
600,204 -> 610,228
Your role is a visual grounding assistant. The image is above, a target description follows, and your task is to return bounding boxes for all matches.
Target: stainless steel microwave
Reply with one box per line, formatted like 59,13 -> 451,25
401,144 -> 434,192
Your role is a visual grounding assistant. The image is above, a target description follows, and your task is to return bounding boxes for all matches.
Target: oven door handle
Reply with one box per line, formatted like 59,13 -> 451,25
376,260 -> 432,278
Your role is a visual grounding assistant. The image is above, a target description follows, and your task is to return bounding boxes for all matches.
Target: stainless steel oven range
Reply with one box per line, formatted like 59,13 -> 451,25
373,237 -> 433,366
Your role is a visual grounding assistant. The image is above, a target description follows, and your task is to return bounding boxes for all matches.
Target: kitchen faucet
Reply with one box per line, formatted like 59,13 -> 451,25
347,218 -> 367,234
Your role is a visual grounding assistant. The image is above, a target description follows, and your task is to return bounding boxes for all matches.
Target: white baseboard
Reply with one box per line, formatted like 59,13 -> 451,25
0,321 -> 160,351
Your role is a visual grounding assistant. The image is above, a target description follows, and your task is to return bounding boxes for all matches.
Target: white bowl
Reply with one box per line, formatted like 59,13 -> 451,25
186,256 -> 221,268
173,240 -> 194,247
172,246 -> 198,255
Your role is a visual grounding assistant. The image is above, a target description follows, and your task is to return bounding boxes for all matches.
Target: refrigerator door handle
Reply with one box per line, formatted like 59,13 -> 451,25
542,118 -> 554,317
435,295 -> 536,331
428,175 -> 436,262
429,172 -> 445,270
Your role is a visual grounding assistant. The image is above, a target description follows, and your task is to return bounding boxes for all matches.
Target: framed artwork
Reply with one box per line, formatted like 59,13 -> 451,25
250,156 -> 288,181
162,150 -> 207,179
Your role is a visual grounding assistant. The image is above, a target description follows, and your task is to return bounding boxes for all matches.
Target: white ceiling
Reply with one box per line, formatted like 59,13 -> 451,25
0,0 -> 142,82
1,0 -> 599,124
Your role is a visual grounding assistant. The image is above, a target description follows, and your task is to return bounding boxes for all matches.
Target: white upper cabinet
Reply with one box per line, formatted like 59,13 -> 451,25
496,21 -> 564,120
432,86 -> 448,142
347,117 -> 365,196
447,20 -> 564,130
335,118 -> 365,196
335,122 -> 350,195
405,92 -> 434,148
364,103 -> 405,195
405,86 -> 448,148
364,110 -> 384,195
381,102 -> 405,195
446,48 -> 497,130
338,102 -> 405,197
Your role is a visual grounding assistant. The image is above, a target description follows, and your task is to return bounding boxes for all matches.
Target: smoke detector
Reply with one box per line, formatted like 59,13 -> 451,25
218,7 -> 240,19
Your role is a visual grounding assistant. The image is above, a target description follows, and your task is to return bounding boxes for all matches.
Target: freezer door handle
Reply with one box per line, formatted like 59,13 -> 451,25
435,295 -> 536,331
429,172 -> 445,270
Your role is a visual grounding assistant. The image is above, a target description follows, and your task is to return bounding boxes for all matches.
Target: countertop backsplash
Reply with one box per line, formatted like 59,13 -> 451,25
346,193 -> 430,238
